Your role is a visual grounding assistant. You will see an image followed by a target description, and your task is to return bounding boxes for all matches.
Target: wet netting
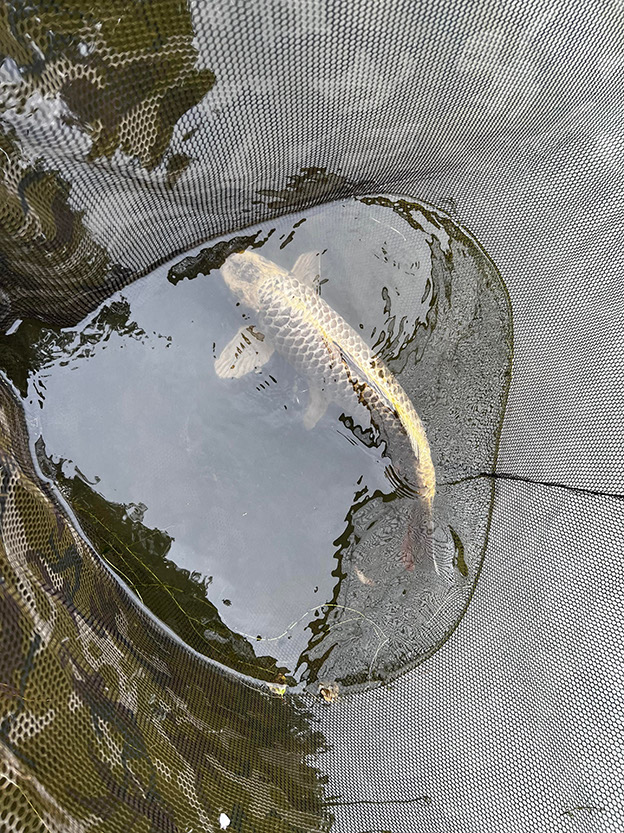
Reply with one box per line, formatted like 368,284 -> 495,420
1,1 -> 622,831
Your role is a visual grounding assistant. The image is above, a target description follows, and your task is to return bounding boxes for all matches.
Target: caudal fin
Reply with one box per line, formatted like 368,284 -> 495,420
400,499 -> 435,573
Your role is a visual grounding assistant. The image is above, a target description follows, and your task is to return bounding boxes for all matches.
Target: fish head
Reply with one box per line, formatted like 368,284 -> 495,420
221,251 -> 278,308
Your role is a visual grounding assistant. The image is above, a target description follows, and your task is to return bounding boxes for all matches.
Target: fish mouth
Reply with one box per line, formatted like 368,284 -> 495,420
223,251 -> 248,270
222,251 -> 257,286
224,250 -> 268,281
227,252 -> 247,264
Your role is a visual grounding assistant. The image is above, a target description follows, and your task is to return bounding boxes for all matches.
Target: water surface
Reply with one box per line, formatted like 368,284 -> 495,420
4,196 -> 512,693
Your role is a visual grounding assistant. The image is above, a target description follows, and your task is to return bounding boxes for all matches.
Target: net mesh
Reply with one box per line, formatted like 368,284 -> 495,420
1,0 -> 622,831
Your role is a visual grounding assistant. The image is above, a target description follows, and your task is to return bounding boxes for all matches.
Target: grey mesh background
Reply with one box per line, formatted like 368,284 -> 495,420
1,0 -> 623,831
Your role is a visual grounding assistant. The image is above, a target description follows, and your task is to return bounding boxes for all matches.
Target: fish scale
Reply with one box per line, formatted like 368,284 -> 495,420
218,251 -> 438,571
253,260 -> 435,504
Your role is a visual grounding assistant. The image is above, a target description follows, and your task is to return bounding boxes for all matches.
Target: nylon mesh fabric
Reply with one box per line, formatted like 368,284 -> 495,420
1,1 -> 622,831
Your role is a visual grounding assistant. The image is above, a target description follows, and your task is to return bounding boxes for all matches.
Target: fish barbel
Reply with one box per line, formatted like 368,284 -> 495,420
216,250 -> 437,569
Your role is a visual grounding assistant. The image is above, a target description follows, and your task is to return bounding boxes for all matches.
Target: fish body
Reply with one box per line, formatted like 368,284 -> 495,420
217,251 -> 437,568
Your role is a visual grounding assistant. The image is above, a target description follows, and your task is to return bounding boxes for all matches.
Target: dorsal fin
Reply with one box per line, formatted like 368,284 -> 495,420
291,251 -> 321,290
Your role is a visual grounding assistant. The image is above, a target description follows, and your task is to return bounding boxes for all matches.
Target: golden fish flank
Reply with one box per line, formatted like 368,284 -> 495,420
216,250 -> 436,507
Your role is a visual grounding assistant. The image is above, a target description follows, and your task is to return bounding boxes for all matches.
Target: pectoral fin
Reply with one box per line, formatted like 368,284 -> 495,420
303,385 -> 328,429
291,251 -> 321,291
215,325 -> 274,379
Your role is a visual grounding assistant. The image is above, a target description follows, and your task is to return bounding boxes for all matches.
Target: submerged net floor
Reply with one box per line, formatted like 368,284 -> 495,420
8,196 -> 510,694
1,0 -> 623,831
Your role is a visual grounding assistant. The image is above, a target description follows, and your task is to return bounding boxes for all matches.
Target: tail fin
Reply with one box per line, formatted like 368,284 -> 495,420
400,498 -> 435,573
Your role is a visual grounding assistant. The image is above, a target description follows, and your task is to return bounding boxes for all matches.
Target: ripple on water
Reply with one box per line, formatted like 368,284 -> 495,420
14,195 -> 512,694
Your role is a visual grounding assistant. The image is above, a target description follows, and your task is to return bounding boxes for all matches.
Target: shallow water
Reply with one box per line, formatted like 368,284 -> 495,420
3,196 -> 512,693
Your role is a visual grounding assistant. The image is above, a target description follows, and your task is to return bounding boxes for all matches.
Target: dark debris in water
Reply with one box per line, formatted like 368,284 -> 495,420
167,231 -> 270,285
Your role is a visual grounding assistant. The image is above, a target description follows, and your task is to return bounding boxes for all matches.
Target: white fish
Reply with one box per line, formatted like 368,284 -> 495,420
216,250 -> 437,571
